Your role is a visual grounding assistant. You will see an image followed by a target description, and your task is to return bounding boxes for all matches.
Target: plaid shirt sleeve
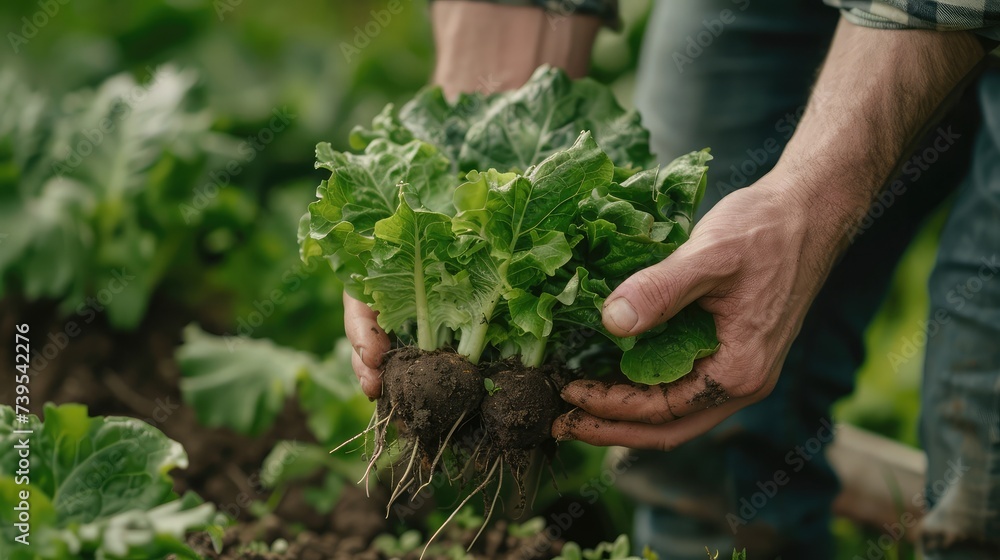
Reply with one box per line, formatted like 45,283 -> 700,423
432,0 -> 620,28
824,0 -> 1000,40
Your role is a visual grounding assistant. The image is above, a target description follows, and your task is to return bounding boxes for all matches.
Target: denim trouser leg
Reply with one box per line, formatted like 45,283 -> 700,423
626,1 -> 981,558
920,68 -> 1000,559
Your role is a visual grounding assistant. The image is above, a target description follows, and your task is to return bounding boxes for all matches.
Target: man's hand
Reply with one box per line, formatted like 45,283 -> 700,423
345,293 -> 390,399
552,19 -> 984,450
551,175 -> 840,449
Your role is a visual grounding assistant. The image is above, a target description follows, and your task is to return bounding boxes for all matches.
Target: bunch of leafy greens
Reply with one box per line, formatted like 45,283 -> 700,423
299,66 -> 717,383
0,404 -> 221,560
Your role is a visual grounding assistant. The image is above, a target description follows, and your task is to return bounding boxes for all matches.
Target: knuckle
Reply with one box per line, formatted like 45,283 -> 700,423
639,403 -> 673,425
730,373 -> 767,399
655,437 -> 677,452
631,267 -> 679,313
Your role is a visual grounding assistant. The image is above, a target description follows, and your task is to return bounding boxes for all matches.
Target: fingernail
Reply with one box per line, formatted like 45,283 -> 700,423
552,419 -> 576,442
605,298 -> 638,332
551,410 -> 579,441
560,383 -> 584,404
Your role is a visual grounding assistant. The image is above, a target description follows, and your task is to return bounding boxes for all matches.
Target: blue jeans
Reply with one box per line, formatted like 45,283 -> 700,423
623,1 -> 1000,558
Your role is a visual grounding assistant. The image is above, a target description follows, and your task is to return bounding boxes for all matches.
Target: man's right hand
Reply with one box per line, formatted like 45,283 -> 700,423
345,292 -> 390,399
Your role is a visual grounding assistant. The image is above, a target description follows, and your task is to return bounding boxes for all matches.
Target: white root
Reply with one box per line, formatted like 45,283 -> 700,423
419,457 -> 501,560
329,408 -> 393,455
387,441 -> 421,516
469,458 -> 504,551
453,436 -> 488,484
415,410 -> 467,496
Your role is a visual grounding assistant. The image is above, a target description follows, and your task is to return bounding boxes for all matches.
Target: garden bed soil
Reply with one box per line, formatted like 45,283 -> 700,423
0,298 -> 596,559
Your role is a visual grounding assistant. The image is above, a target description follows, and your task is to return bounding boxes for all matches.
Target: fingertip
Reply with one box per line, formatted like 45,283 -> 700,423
551,409 -> 582,441
560,379 -> 608,407
361,375 -> 383,400
602,297 -> 639,335
352,350 -> 383,399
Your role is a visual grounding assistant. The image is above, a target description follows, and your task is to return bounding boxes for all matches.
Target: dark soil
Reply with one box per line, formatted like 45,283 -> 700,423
689,376 -> 729,408
0,296 -> 316,526
382,347 -> 484,448
0,299 -> 600,559
183,512 -> 565,560
480,361 -> 567,453
378,350 -> 572,495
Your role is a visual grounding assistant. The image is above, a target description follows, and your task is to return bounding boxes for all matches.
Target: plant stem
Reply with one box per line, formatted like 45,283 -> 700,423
456,287 -> 502,363
437,326 -> 454,348
413,235 -> 436,351
520,337 -> 547,368
457,320 -> 490,364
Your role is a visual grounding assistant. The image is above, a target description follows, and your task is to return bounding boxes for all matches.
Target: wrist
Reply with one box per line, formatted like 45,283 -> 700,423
431,1 -> 599,98
754,164 -> 873,254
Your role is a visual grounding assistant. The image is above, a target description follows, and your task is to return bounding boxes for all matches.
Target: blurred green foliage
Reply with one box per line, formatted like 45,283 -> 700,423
0,1 -> 940,557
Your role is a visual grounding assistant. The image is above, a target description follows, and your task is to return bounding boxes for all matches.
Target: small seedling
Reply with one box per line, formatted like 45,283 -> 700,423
373,530 -> 423,556
484,377 -> 502,396
507,516 -> 546,538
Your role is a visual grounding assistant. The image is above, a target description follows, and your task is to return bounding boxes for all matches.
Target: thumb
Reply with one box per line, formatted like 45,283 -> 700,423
602,249 -> 718,337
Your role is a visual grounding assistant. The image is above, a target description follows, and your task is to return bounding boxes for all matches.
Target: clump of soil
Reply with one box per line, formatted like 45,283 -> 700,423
481,361 -> 567,452
382,347 -> 484,447
368,348 -> 572,533
480,361 -> 569,476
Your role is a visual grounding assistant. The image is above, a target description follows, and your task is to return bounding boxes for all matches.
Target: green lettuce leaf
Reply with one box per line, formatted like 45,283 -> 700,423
621,306 -> 720,384
0,404 -> 214,560
300,66 -> 718,382
178,326 -> 371,443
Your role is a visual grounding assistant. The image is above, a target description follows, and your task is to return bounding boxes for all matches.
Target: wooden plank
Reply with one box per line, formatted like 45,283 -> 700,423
828,423 -> 926,540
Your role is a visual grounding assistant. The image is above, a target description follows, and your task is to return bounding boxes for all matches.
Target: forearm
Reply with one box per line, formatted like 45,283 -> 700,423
773,17 -> 985,247
430,1 -> 601,97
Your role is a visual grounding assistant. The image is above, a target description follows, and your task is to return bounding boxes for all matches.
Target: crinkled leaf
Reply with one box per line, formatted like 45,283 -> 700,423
178,324 -> 312,435
611,149 -> 711,238
460,67 -> 651,172
0,404 -> 211,560
303,139 -> 456,296
301,67 -> 718,378
621,306 -> 720,384
365,188 -> 457,346
454,132 -> 611,258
